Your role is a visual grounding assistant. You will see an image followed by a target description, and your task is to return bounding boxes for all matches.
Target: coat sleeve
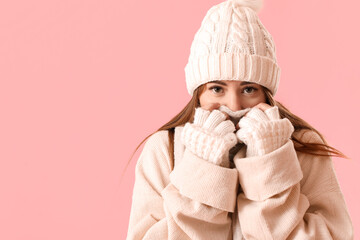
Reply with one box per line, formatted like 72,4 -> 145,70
233,130 -> 354,240
126,130 -> 239,240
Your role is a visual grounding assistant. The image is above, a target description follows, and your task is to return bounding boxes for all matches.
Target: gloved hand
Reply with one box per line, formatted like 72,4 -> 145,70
181,106 -> 237,167
235,106 -> 294,157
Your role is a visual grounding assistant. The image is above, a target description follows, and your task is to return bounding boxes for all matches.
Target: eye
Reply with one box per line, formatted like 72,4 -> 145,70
209,86 -> 224,94
243,86 -> 257,94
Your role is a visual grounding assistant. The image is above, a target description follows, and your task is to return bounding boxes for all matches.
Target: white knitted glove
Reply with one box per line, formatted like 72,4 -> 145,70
236,106 -> 294,157
181,107 -> 238,167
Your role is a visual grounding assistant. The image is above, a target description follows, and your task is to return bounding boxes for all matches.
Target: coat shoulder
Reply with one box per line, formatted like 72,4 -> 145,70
293,128 -> 325,145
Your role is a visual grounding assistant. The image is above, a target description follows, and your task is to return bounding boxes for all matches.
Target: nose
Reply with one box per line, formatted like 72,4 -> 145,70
225,92 -> 242,112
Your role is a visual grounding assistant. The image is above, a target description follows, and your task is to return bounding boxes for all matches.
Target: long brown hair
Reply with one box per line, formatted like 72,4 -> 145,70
122,84 -> 348,178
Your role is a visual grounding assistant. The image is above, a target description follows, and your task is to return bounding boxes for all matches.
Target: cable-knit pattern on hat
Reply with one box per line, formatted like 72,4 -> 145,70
257,19 -> 276,61
227,7 -> 253,55
190,8 -> 222,57
184,1 -> 281,96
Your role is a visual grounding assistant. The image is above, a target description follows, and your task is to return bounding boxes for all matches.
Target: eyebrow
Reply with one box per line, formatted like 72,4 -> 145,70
208,80 -> 255,86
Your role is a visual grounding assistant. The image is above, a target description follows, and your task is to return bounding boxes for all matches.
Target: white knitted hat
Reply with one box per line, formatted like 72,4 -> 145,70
184,0 -> 281,96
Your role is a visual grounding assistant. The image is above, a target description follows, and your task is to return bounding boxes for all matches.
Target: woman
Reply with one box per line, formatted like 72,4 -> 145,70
126,0 -> 354,239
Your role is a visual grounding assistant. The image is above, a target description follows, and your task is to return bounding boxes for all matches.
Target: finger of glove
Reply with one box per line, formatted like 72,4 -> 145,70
223,132 -> 238,148
264,106 -> 280,120
280,118 -> 295,138
181,122 -> 237,163
235,127 -> 252,145
262,118 -> 295,138
213,119 -> 236,135
193,107 -> 211,126
245,107 -> 269,122
238,115 -> 259,130
203,109 -> 227,130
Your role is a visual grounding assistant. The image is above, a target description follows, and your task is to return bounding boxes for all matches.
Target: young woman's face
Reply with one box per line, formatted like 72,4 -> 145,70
199,80 -> 266,111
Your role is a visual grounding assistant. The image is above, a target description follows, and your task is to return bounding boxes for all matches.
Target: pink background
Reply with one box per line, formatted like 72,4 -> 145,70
0,0 -> 359,239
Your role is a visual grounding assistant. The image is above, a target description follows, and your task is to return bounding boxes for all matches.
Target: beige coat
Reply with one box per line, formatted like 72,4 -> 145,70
126,126 -> 353,239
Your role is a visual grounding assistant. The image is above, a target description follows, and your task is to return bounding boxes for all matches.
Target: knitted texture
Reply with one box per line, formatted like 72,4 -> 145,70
181,108 -> 237,167
236,106 -> 294,157
127,128 -> 354,239
185,0 -> 281,96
